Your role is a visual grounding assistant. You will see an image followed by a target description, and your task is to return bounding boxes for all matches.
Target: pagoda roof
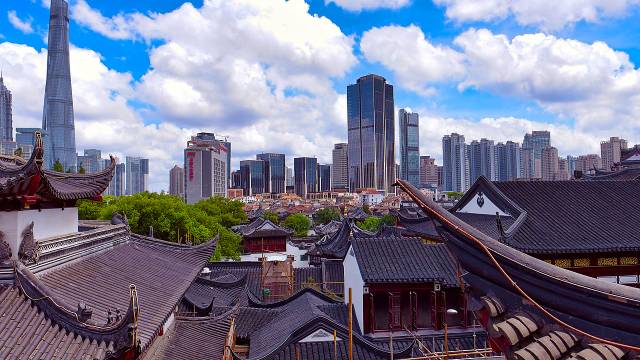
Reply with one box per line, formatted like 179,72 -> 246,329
449,176 -> 640,254
235,217 -> 292,238
582,167 -> 640,181
0,132 -> 115,208
397,179 -> 640,354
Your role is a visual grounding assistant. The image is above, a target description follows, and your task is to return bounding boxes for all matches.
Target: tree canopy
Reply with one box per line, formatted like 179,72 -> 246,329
357,214 -> 395,232
77,193 -> 247,260
314,207 -> 340,225
263,211 -> 279,224
52,160 -> 64,172
283,213 -> 311,237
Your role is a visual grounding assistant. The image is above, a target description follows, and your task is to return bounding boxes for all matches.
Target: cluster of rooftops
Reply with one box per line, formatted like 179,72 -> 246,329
1,136 -> 640,359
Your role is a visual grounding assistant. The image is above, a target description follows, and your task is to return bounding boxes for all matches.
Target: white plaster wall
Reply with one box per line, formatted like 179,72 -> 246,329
239,243 -> 310,268
457,193 -> 509,216
343,244 -> 365,332
0,208 -> 78,259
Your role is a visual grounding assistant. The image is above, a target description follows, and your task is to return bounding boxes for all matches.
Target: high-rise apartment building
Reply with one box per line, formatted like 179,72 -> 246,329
442,133 -> 468,192
331,143 -> 348,190
468,139 -> 495,184
169,165 -> 185,198
557,158 -> 570,180
600,137 -> 627,171
0,74 -> 12,141
126,157 -> 149,195
294,157 -> 318,197
318,164 -> 331,192
566,156 -> 577,179
520,148 -> 535,179
43,0 -> 76,171
240,160 -> 265,196
575,154 -> 602,176
419,156 -> 439,187
184,133 -> 228,203
523,131 -> 550,178
495,141 -> 521,181
347,74 -> 395,193
105,161 -> 125,196
398,109 -> 420,187
256,153 -> 286,194
541,147 -> 559,181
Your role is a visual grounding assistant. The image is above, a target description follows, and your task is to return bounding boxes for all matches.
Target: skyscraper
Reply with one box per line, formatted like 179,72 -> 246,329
600,137 -> 627,171
347,74 -> 395,193
495,141 -> 521,181
257,153 -> 286,194
106,162 -> 125,196
169,165 -> 185,198
331,143 -> 348,190
77,149 -> 102,173
318,164 -> 331,192
419,156 -> 439,187
240,160 -> 266,196
520,148 -> 535,179
467,138 -> 495,184
43,0 -> 76,171
294,157 -> 318,197
541,147 -> 559,181
442,133 -> 468,192
575,154 -> 602,176
184,133 -> 228,203
523,131 -> 550,178
0,74 -> 12,141
126,157 -> 149,195
398,109 -> 420,187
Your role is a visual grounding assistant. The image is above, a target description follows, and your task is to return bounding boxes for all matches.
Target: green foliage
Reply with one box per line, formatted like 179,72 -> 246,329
357,214 -> 395,232
14,147 -> 23,158
52,160 -> 64,172
315,207 -> 340,225
78,165 -> 86,174
77,194 -> 246,260
445,191 -> 464,199
283,213 -> 311,237
263,211 -> 279,224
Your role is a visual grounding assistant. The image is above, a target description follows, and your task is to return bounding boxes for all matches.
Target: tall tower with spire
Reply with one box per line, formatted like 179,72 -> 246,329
42,0 -> 76,171
0,73 -> 12,141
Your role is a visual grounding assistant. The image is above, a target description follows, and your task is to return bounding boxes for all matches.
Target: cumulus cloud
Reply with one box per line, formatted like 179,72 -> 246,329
325,0 -> 411,11
455,28 -> 640,133
433,0 -> 640,31
7,11 -> 34,34
360,25 -> 465,95
60,0 -> 356,189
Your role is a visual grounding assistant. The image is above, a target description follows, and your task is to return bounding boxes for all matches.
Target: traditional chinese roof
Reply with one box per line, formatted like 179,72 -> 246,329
582,167 -> 640,181
350,237 -> 458,286
314,219 -> 343,236
153,313 -> 233,360
0,132 -> 115,208
396,178 -> 640,356
235,217 -> 292,238
449,176 -> 640,254
394,207 -> 441,239
346,207 -> 370,221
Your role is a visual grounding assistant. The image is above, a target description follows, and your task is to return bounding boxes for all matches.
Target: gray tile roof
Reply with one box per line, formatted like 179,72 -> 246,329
351,237 -> 458,286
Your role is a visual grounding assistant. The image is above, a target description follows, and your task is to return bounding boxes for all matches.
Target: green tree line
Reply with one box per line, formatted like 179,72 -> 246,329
78,193 -> 247,260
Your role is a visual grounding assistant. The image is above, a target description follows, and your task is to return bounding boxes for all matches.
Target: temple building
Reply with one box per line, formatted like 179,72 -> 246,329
233,217 -> 292,255
397,178 -> 640,358
583,145 -> 640,180
0,133 -> 217,359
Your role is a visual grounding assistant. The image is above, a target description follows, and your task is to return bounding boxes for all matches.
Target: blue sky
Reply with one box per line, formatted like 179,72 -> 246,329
1,0 -> 639,191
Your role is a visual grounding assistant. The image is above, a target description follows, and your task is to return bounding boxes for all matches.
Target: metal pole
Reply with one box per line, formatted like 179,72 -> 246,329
349,288 -> 353,360
390,331 -> 394,360
444,324 -> 448,360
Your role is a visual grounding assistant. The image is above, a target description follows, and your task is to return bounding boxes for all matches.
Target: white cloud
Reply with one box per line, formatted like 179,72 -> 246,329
325,0 -> 411,11
7,11 -> 34,34
455,28 -> 640,133
58,0 -> 356,189
360,25 -> 465,95
433,0 -> 640,31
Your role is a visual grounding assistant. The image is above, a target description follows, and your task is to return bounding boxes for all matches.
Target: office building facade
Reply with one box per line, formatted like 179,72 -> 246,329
347,74 -> 395,193
169,165 -> 185,198
318,164 -> 331,192
184,133 -> 228,204
126,157 -> 149,195
42,0 -> 76,171
294,157 -> 318,197
398,109 -> 420,187
331,143 -> 348,190
240,160 -> 266,196
257,153 -> 286,194
105,161 -> 125,196
442,133 -> 468,192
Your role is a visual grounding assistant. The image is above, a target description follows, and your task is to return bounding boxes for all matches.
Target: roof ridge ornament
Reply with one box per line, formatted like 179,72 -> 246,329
18,222 -> 39,264
0,231 -> 11,263
33,131 -> 44,169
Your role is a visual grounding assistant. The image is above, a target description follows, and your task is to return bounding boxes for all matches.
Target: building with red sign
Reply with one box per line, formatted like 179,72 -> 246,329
184,132 -> 228,204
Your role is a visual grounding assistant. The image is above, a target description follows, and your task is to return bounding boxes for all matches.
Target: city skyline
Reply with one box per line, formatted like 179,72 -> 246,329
0,1 -> 639,191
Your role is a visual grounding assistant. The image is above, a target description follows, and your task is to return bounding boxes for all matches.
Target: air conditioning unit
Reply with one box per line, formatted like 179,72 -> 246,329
434,283 -> 441,292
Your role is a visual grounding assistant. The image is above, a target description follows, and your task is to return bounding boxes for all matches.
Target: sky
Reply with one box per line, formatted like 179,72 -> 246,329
0,0 -> 639,191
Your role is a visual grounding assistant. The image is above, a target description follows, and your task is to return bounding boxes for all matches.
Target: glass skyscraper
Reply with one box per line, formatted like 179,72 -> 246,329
126,156 -> 149,195
256,153 -> 285,194
240,160 -> 265,196
0,75 -> 12,141
347,74 -> 395,194
398,109 -> 419,187
42,0 -> 76,171
318,164 -> 331,192
294,157 -> 318,197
